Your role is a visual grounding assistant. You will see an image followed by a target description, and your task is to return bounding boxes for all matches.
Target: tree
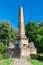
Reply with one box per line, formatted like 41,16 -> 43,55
35,35 -> 43,52
39,21 -> 43,27
25,21 -> 39,42
25,21 -> 43,53
0,42 -> 7,53
0,20 -> 17,46
9,26 -> 17,42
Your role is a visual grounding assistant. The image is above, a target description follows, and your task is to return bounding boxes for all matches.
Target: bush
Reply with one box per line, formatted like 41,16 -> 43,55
0,54 -> 3,60
3,53 -> 10,59
39,53 -> 43,56
38,54 -> 43,61
30,54 -> 38,59
30,54 -> 43,61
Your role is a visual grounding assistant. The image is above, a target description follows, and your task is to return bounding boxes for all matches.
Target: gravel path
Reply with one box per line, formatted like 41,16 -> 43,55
13,59 -> 32,65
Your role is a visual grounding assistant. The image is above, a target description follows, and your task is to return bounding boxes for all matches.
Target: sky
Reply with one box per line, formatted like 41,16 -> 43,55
0,0 -> 43,29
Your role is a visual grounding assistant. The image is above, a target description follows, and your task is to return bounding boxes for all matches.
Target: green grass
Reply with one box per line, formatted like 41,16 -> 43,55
27,59 -> 43,65
0,58 -> 13,65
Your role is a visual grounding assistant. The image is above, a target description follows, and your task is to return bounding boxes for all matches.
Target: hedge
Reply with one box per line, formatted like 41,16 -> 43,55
3,53 -> 10,59
30,54 -> 38,59
30,54 -> 43,61
0,54 -> 3,60
38,55 -> 43,61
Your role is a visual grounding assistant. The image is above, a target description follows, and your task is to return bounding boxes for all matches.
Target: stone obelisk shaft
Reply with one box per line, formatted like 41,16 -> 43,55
18,7 -> 25,37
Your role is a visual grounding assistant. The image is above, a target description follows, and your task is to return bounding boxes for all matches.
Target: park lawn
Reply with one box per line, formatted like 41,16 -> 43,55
0,58 -> 13,65
27,59 -> 43,65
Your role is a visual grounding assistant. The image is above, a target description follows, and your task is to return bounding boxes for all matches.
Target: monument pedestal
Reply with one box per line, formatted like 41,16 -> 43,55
14,35 -> 30,58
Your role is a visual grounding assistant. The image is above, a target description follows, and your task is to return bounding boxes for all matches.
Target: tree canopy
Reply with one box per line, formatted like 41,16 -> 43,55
25,21 -> 43,53
0,20 -> 16,53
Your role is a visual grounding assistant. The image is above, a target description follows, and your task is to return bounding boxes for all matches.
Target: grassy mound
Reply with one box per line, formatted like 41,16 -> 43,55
0,58 -> 13,65
27,59 -> 43,65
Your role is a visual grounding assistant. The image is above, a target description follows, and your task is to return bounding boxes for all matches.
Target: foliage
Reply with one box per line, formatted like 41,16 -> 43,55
0,20 -> 16,45
35,35 -> 43,52
0,20 -> 16,53
3,53 -> 10,59
38,54 -> 43,61
30,54 -> 38,59
0,42 -> 7,53
39,21 -> 43,27
25,21 -> 43,53
0,54 -> 3,60
30,54 -> 43,61
10,26 -> 17,42
39,53 -> 43,56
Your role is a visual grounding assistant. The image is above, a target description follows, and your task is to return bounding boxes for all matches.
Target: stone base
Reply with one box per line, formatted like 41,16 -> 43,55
20,47 -> 30,58
6,36 -> 37,58
14,36 -> 37,58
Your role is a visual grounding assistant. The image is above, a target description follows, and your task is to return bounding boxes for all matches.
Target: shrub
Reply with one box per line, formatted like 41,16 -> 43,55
38,54 -> 43,61
30,54 -> 43,61
39,53 -> 43,56
3,53 -> 10,59
0,54 -> 3,60
30,54 -> 38,59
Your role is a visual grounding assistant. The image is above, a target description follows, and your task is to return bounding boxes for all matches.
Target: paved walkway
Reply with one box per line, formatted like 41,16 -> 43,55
13,59 -> 32,65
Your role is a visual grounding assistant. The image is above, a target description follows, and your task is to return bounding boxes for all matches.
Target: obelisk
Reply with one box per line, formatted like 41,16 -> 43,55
14,7 -> 30,58
18,7 -> 25,37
